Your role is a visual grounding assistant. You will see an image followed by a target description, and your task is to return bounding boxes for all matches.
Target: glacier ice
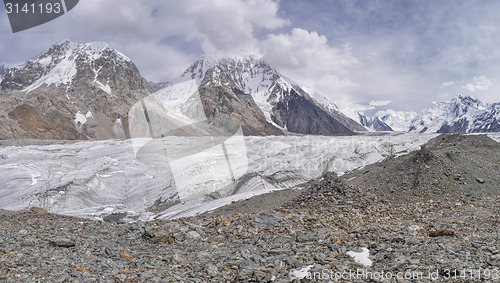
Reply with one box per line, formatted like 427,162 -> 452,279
0,133 -> 438,221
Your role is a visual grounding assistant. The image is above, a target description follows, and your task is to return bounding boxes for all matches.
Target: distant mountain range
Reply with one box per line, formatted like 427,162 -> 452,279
408,95 -> 500,133
1,41 -> 499,141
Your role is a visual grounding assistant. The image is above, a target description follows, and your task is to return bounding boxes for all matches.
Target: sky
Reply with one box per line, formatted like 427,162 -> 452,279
1,0 -> 500,116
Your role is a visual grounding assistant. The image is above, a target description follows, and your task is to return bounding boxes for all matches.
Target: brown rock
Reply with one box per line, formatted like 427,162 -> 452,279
30,207 -> 48,214
150,234 -> 174,244
429,229 -> 455,237
49,239 -> 76,247
120,251 -> 131,260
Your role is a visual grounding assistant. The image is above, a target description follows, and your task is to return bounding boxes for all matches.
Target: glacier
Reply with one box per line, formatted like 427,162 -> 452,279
0,133 -> 440,221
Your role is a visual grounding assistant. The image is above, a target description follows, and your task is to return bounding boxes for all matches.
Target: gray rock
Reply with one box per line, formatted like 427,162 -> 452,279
296,231 -> 315,242
197,251 -> 211,260
49,239 -> 76,248
252,214 -> 280,228
100,259 -> 120,272
173,253 -> 185,263
207,264 -> 218,277
166,222 -> 181,231
186,230 -> 201,239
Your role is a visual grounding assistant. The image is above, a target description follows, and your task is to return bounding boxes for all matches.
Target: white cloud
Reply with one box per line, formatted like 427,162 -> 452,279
262,28 -> 358,72
368,100 -> 392,106
462,76 -> 494,92
375,109 -> 418,118
261,28 -> 359,106
186,0 -> 288,56
0,0 -> 289,82
440,81 -> 458,88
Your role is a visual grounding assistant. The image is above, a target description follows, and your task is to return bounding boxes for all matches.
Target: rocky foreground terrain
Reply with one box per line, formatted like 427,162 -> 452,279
1,134 -> 500,282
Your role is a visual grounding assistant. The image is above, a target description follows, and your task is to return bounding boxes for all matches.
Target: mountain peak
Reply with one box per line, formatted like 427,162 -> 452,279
173,54 -> 363,135
82,41 -> 110,51
48,39 -> 79,53
409,95 -> 499,133
0,41 -> 148,141
0,41 -> 134,94
452,94 -> 483,108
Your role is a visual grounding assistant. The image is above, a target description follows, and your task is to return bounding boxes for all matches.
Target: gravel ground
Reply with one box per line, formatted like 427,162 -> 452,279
1,134 -> 499,282
344,134 -> 500,203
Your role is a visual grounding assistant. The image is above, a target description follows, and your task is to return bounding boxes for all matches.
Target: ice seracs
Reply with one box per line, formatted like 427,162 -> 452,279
0,132 -> 437,221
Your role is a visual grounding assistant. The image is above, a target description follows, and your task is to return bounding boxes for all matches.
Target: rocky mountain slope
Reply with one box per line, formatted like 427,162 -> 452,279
357,115 -> 393,131
409,95 -> 500,133
345,133 -> 500,202
1,46 -> 374,140
0,40 -> 149,140
174,56 -> 362,135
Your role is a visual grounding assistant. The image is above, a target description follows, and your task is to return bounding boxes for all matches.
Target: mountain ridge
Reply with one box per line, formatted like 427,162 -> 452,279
2,41 -> 499,140
409,95 -> 500,133
172,55 -> 365,135
0,40 -> 149,141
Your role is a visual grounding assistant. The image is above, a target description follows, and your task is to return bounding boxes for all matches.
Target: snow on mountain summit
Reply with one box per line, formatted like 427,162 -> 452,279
173,55 -> 367,134
409,95 -> 500,133
0,40 -> 131,94
375,110 -> 418,132
0,41 -> 148,141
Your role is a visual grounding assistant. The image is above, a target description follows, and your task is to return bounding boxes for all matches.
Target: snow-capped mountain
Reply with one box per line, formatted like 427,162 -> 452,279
358,115 -> 393,131
171,55 -> 364,135
339,106 -> 393,131
0,40 -> 149,140
375,110 -> 419,132
409,95 -> 500,133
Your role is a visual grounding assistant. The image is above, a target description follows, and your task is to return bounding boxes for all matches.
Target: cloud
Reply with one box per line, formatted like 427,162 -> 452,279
118,42 -> 197,83
262,28 -> 358,72
440,81 -> 458,88
462,76 -> 494,92
261,28 -> 359,106
186,0 -> 288,56
3,1 -> 500,111
0,0 -> 288,82
368,100 -> 392,107
365,52 -> 378,61
375,109 -> 418,118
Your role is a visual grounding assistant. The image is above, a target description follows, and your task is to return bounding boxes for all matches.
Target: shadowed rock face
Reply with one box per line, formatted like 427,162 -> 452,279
198,67 -> 284,136
179,56 -> 363,135
272,89 -> 353,135
358,115 -> 393,131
